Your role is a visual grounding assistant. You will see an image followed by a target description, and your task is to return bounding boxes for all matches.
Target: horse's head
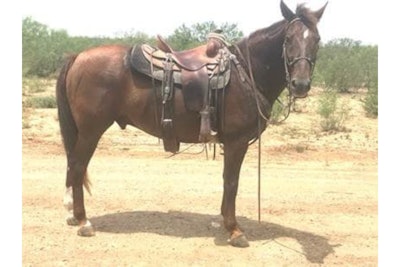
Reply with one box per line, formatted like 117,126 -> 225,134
280,0 -> 327,98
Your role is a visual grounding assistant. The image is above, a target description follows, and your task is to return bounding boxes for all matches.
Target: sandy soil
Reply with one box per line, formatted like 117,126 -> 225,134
22,86 -> 377,266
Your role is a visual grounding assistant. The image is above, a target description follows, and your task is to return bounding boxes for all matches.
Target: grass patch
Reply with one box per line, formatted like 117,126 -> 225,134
22,107 -> 32,129
22,77 -> 53,95
24,96 -> 57,109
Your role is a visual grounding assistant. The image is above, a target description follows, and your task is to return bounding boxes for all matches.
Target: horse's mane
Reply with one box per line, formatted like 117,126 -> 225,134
246,3 -> 318,42
244,20 -> 286,48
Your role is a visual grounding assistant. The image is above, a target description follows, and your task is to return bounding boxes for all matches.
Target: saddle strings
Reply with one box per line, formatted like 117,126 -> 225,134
150,50 -> 160,130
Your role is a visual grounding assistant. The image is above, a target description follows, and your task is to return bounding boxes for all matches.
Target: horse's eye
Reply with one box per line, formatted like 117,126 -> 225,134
285,34 -> 294,43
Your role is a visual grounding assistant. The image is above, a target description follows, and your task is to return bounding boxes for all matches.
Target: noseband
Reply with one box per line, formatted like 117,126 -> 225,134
282,18 -> 316,88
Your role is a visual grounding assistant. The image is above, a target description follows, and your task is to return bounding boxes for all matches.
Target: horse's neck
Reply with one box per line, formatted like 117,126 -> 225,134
239,22 -> 288,105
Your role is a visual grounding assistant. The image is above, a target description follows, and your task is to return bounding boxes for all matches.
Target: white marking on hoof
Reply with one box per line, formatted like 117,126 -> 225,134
78,220 -> 95,237
63,187 -> 73,212
81,220 -> 92,227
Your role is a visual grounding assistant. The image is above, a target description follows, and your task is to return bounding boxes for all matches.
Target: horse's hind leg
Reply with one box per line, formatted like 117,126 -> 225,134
63,133 -> 103,236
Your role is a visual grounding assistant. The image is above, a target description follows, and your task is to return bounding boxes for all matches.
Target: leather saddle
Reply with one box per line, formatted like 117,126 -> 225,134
129,33 -> 231,146
141,36 -> 229,76
154,35 -> 224,71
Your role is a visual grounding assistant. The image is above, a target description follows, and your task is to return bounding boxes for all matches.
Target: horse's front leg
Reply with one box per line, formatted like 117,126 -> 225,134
221,139 -> 249,247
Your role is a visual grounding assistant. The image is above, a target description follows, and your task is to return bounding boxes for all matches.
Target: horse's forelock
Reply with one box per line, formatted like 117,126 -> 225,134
295,3 -> 318,30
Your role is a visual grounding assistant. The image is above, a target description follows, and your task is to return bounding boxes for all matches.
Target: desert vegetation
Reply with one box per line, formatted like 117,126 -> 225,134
22,17 -> 378,130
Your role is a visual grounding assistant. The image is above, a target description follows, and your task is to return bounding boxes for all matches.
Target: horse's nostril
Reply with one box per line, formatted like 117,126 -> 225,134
302,79 -> 311,89
291,79 -> 310,90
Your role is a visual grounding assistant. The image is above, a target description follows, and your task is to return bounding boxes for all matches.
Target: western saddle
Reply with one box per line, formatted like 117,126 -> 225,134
155,33 -> 226,70
129,31 -> 232,152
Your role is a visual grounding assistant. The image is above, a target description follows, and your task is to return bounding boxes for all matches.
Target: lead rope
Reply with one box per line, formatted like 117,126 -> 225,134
244,40 -> 269,223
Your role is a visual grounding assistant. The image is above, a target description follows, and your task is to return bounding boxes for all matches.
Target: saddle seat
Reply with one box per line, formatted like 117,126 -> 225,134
142,35 -> 224,72
155,35 -> 223,71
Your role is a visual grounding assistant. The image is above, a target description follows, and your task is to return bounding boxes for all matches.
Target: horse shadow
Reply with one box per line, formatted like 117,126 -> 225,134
91,210 -> 338,263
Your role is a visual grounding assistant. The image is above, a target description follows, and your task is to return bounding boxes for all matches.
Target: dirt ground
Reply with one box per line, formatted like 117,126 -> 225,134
22,86 -> 377,266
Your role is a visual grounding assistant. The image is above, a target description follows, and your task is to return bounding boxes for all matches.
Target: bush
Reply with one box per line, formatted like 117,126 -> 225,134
314,39 -> 378,94
361,51 -> 378,117
24,96 -> 57,109
317,89 -> 349,132
23,17 -> 70,77
363,86 -> 378,117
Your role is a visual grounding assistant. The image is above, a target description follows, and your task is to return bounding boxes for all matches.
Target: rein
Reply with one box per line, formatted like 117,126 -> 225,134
231,17 -> 316,223
244,40 -> 267,224
232,40 -> 270,223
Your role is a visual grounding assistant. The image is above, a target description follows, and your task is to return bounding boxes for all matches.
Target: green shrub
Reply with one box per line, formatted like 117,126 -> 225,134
363,86 -> 378,117
24,96 -> 57,109
314,39 -> 378,94
317,89 -> 349,131
362,58 -> 378,117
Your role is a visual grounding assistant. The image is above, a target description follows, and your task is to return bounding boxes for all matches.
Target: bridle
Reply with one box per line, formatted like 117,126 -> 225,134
282,18 -> 316,92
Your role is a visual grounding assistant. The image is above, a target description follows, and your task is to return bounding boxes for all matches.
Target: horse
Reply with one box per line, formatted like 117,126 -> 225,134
56,0 -> 327,247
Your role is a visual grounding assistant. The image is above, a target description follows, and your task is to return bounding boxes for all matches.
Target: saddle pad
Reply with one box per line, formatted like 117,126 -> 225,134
141,45 -> 181,71
128,45 -> 181,83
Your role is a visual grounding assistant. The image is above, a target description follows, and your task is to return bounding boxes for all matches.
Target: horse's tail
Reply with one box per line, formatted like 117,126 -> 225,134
56,55 -> 92,194
56,55 -> 77,156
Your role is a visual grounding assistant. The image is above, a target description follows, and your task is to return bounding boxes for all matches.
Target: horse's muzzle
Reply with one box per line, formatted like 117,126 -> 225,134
290,78 -> 311,98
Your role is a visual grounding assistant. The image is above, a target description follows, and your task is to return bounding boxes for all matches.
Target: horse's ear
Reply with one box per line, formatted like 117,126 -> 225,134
314,2 -> 328,21
280,0 -> 296,21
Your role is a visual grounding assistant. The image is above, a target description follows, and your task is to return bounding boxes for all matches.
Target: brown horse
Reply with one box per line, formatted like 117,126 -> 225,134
57,1 -> 327,247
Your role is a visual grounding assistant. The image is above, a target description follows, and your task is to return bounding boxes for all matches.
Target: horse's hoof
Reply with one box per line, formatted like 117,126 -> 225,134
77,224 -> 95,237
66,216 -> 79,226
228,234 -> 250,248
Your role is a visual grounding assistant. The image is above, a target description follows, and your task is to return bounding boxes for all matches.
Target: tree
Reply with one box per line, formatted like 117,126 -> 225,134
22,17 -> 70,77
315,38 -> 362,92
166,21 -> 243,50
313,38 -> 378,116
